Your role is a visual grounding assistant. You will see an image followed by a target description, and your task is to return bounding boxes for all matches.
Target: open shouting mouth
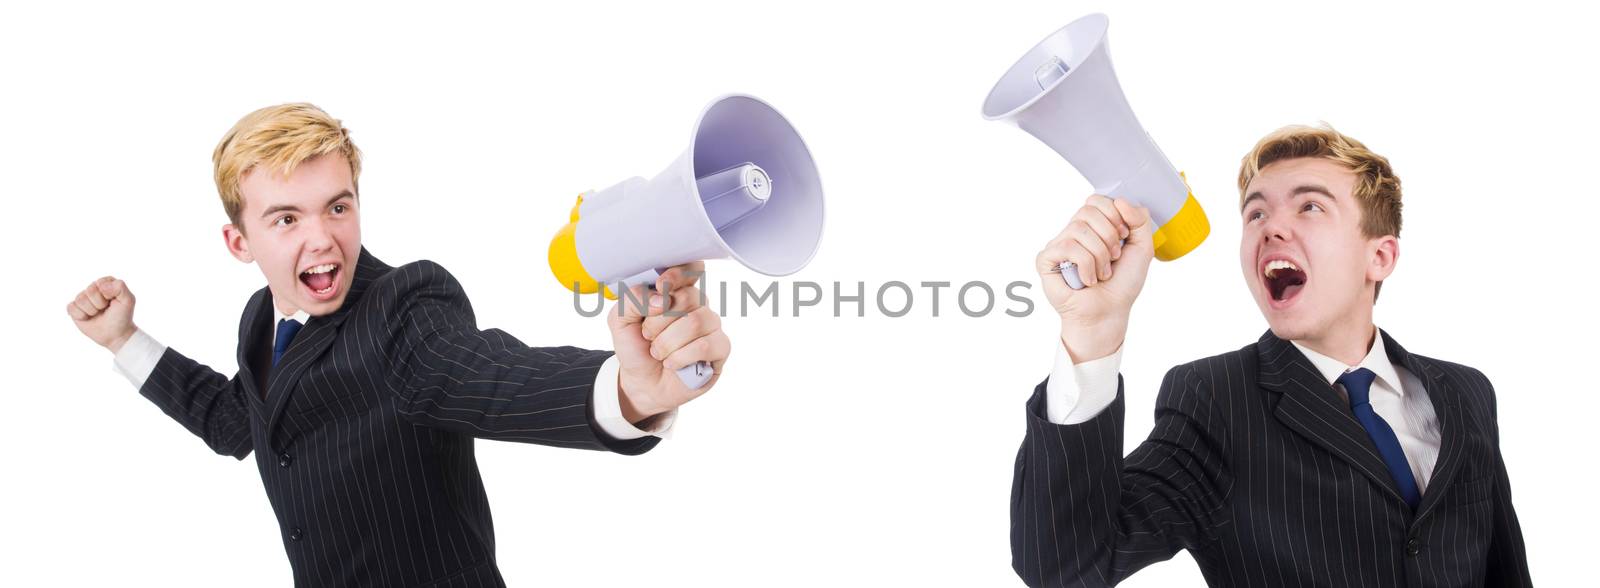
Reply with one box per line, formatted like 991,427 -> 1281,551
299,262 -> 342,302
1262,256 -> 1307,309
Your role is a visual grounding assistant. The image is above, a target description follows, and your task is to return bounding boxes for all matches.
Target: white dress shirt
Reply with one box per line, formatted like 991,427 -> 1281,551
112,304 -> 674,441
1045,325 -> 1441,493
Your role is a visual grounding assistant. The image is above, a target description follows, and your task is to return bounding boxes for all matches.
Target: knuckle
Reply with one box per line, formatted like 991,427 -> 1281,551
644,317 -> 667,336
1075,234 -> 1103,254
671,288 -> 700,307
675,335 -> 700,357
698,308 -> 721,329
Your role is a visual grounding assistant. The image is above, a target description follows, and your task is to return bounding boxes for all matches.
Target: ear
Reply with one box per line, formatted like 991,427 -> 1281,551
223,223 -> 253,263
1367,235 -> 1399,283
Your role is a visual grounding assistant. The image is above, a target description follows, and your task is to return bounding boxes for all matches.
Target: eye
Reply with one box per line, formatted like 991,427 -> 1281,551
1302,202 -> 1324,213
332,203 -> 348,214
274,215 -> 295,227
1246,210 -> 1264,221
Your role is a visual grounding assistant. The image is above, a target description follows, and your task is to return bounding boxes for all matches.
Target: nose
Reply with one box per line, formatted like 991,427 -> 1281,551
1260,213 -> 1291,244
301,217 -> 335,253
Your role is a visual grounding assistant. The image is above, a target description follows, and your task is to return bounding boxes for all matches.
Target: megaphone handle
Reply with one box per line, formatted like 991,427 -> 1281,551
676,361 -> 714,390
1059,238 -> 1127,290
1058,261 -> 1088,290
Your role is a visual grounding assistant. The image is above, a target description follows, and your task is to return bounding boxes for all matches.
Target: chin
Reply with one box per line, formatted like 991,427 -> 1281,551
307,285 -> 351,316
1256,298 -> 1314,341
1265,320 -> 1311,342
305,297 -> 345,316
1265,304 -> 1338,344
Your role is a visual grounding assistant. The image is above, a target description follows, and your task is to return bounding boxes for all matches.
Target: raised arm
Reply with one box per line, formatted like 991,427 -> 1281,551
68,276 -> 252,459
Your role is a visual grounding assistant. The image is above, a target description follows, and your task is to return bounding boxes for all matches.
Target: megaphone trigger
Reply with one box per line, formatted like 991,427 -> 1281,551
678,359 -> 714,390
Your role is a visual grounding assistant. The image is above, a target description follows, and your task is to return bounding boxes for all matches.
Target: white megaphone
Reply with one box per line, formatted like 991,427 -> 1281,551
549,94 -> 825,389
982,13 -> 1209,289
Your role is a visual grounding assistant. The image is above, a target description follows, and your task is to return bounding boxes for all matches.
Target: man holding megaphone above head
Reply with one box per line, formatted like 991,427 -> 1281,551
1011,125 -> 1532,587
984,14 -> 1530,586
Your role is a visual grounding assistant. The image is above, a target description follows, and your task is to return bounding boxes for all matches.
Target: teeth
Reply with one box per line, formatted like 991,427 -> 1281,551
303,263 -> 337,275
1263,259 -> 1300,278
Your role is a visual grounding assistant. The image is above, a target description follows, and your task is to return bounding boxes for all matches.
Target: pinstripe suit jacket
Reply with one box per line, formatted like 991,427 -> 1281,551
137,246 -> 656,587
1011,329 -> 1531,587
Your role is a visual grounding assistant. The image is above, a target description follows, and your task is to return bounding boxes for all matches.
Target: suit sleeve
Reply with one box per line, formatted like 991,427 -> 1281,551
1479,372 -> 1533,586
384,260 -> 657,456
137,347 -> 254,460
1011,364 -> 1231,587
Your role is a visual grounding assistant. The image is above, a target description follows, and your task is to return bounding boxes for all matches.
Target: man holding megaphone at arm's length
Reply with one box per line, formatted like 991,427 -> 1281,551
65,103 -> 730,587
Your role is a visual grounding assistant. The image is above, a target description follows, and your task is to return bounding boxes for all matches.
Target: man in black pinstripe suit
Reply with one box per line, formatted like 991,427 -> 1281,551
65,103 -> 730,586
1016,125 -> 1531,587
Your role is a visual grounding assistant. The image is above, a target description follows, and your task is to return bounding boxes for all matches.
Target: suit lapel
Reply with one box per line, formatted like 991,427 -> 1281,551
236,286 -> 272,419
261,246 -> 388,445
1384,331 -> 1471,527
1258,329 -> 1409,507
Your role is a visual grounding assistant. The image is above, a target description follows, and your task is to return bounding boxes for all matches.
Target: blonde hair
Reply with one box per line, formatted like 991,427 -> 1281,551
212,103 -> 362,234
1238,124 -> 1402,301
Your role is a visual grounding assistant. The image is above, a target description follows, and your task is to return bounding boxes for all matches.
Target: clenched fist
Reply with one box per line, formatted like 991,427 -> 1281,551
1036,194 -> 1155,363
67,276 -> 138,353
607,262 -> 731,423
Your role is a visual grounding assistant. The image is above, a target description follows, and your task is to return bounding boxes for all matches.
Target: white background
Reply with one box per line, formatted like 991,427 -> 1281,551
4,1 -> 1596,585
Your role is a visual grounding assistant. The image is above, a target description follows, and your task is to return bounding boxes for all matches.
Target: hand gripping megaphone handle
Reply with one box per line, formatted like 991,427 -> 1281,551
1059,238 -> 1126,290
616,268 -> 715,390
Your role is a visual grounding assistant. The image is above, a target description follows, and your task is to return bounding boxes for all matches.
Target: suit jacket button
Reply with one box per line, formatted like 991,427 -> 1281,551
278,452 -> 292,468
289,527 -> 303,542
1405,537 -> 1420,556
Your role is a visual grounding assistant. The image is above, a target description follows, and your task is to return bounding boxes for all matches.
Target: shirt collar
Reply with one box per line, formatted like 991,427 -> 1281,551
274,306 -> 311,326
1291,326 -> 1406,397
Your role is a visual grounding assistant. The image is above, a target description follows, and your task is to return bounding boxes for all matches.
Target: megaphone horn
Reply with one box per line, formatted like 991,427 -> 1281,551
549,94 -> 825,389
982,13 -> 1209,289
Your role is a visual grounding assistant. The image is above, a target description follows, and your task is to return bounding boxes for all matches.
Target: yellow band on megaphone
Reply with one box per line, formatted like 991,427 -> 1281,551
549,194 -> 619,299
1150,172 -> 1209,262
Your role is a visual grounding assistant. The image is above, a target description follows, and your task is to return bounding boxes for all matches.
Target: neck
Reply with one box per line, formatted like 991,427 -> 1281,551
273,296 -> 301,318
1294,318 -> 1376,367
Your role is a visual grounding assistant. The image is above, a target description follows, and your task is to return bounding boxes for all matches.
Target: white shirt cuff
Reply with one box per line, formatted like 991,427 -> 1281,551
1044,340 -> 1123,425
112,328 -> 166,391
591,355 -> 677,441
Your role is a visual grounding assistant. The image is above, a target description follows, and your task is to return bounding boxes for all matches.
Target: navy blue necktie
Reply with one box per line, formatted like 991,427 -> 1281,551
272,318 -> 303,368
1338,367 -> 1421,509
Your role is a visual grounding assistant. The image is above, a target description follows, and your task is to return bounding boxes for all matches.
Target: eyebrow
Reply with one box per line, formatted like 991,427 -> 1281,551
1240,185 -> 1336,212
260,190 -> 355,220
